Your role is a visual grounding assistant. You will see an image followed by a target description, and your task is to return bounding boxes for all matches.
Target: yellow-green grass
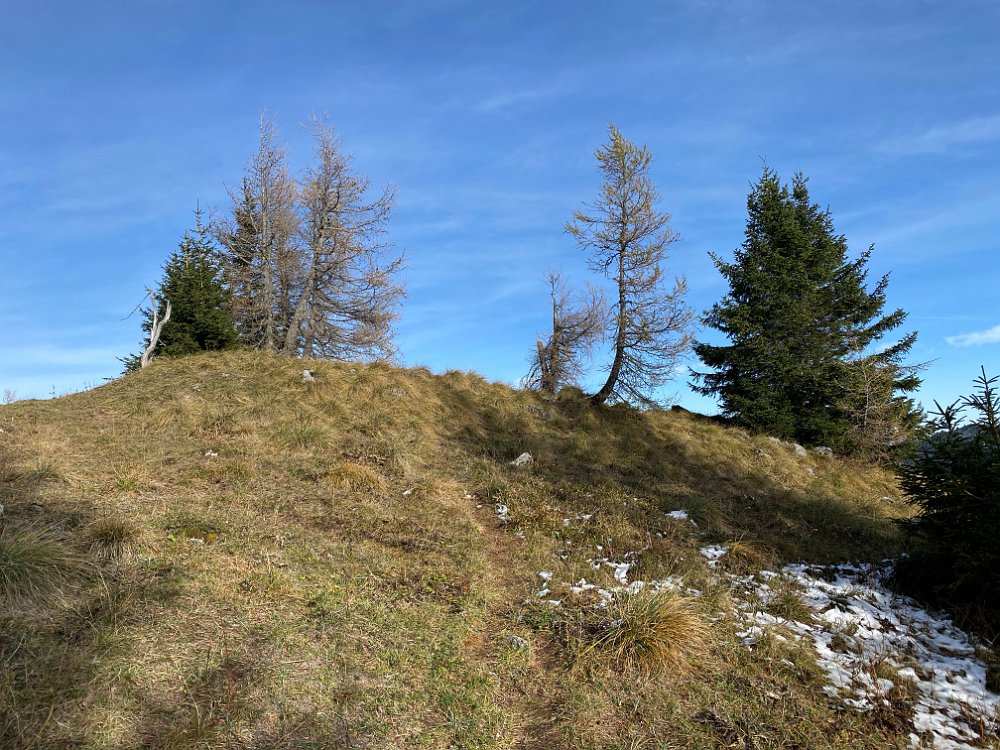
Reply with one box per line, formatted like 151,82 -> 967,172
0,351 -> 917,749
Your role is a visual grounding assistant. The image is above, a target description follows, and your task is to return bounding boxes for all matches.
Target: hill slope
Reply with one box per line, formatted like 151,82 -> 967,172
0,351 -> 961,749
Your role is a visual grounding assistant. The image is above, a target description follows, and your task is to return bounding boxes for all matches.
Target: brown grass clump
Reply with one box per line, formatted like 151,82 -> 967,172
722,539 -> 774,574
329,461 -> 387,493
589,590 -> 709,672
765,582 -> 814,623
109,462 -> 150,496
84,515 -> 146,564
0,524 -> 87,606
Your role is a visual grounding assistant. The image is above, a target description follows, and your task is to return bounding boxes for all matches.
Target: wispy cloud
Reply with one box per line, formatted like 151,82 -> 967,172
945,324 -> 1000,347
878,114 -> 1000,155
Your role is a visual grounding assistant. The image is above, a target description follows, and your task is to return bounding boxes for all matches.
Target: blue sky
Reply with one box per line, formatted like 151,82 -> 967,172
1,1 -> 997,412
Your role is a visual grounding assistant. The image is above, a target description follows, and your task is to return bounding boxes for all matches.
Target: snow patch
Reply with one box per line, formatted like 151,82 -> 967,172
734,562 -> 999,749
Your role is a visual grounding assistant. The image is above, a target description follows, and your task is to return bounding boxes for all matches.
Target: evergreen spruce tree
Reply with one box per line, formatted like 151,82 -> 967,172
693,168 -> 919,449
895,369 -> 1000,631
123,214 -> 238,371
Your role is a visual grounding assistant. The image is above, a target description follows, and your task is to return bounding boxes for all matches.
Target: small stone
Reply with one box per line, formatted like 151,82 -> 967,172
813,446 -> 834,457
510,452 -> 533,467
0,503 -> 4,516
754,448 -> 770,458
402,488 -> 414,497
28,502 -> 43,513
204,450 -> 218,457
301,370 -> 315,382
506,635 -> 529,650
792,443 -> 807,457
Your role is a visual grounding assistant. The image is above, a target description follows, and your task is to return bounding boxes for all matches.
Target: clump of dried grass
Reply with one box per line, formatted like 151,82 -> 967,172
329,461 -> 387,493
84,515 -> 146,564
0,524 -> 88,606
589,590 -> 709,672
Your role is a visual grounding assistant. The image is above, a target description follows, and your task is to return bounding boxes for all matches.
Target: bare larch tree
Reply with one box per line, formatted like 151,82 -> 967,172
283,119 -> 403,359
567,124 -> 694,406
217,114 -> 298,351
216,114 -> 403,361
528,271 -> 606,394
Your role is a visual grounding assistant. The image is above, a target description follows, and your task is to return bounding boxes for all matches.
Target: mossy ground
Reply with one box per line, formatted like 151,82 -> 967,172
0,351 -> 917,749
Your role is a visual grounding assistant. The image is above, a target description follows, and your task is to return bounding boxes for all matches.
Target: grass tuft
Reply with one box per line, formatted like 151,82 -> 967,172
110,463 -> 150,496
588,590 -> 709,672
329,461 -> 387,493
276,417 -> 327,449
0,524 -> 87,606
84,515 -> 146,563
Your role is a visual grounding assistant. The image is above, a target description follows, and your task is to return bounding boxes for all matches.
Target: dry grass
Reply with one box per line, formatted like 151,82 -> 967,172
0,524 -> 87,606
0,351 -> 918,750
328,460 -> 387,493
84,514 -> 146,563
588,590 -> 709,672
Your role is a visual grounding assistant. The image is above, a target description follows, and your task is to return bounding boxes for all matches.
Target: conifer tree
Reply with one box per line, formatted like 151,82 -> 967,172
123,214 -> 238,371
693,168 -> 919,448
896,369 -> 1000,629
568,124 -> 694,406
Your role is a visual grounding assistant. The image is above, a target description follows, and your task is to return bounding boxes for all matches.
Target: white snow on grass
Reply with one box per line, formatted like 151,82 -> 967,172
733,560 -> 999,750
699,545 -> 728,565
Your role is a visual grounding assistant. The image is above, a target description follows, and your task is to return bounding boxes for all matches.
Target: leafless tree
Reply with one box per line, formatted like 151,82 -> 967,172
527,271 -> 606,394
567,124 -> 694,406
216,114 -> 298,351
283,119 -> 403,359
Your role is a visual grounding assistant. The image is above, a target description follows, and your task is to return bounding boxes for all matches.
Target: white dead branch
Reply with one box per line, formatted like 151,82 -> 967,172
140,289 -> 171,368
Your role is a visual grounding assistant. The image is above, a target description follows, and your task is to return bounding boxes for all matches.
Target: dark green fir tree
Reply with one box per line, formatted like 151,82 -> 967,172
123,212 -> 238,371
693,168 -> 920,450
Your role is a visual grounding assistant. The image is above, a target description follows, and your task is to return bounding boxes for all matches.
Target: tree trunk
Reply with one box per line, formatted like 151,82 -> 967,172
591,251 -> 627,405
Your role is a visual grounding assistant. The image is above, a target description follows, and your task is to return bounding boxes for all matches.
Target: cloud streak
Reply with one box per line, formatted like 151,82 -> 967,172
878,114 -> 1000,155
945,324 -> 1000,347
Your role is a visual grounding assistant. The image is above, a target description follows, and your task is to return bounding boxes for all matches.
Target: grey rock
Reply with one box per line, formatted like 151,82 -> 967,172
301,370 -> 315,382
793,443 -> 807,457
510,452 -> 533,467
813,446 -> 834,457
506,635 -> 529,650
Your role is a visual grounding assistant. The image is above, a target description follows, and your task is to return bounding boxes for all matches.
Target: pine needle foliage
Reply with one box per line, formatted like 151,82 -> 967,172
124,213 -> 237,371
694,168 -> 919,449
896,368 -> 1000,633
568,124 -> 694,407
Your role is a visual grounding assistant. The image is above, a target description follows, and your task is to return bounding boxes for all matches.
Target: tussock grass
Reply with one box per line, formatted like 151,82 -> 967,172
109,462 -> 150,496
84,515 -> 146,563
588,591 -> 709,672
274,416 -> 327,449
0,524 -> 87,606
765,581 -> 815,623
328,461 -> 387,493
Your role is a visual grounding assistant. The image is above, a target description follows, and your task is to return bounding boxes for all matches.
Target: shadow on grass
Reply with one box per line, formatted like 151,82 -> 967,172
438,384 -> 903,566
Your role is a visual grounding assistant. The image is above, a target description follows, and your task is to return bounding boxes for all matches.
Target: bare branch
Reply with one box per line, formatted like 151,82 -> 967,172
139,289 -> 171,368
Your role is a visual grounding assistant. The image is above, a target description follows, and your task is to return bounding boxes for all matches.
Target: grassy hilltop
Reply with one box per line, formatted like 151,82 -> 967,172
0,351 -> 915,749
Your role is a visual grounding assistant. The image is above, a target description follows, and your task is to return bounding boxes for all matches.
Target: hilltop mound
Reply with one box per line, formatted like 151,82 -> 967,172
3,351 -> 981,749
